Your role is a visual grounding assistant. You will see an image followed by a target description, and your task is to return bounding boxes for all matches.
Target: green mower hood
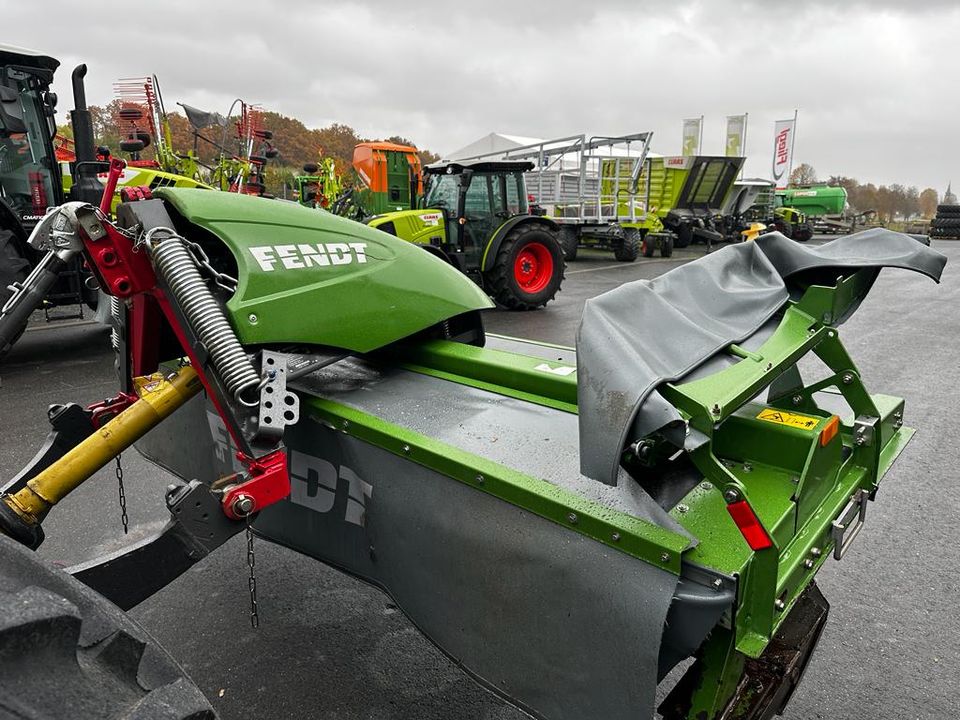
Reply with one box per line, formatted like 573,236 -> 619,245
155,189 -> 493,352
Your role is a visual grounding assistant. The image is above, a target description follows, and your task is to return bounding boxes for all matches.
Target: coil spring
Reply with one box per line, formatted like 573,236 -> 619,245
109,296 -> 121,351
150,233 -> 262,406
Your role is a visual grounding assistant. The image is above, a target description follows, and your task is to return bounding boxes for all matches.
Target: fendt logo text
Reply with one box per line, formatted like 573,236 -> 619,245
249,243 -> 368,271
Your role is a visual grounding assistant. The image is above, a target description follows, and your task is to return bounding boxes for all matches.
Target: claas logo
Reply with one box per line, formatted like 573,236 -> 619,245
249,243 -> 368,271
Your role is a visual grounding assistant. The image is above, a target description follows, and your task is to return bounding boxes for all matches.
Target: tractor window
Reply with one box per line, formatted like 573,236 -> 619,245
463,174 -> 493,218
424,174 -> 458,210
506,173 -> 524,214
0,67 -> 59,223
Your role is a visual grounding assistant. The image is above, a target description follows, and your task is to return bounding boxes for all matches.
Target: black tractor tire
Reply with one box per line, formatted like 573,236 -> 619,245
673,224 -> 693,248
558,227 -> 578,262
119,139 -> 145,154
932,217 -> 960,229
774,219 -> 794,239
485,224 -> 565,310
936,204 -> 960,215
0,229 -> 30,360
0,535 -> 216,719
614,228 -> 641,262
792,221 -> 814,242
640,234 -> 655,258
659,234 -> 674,258
302,162 -> 320,174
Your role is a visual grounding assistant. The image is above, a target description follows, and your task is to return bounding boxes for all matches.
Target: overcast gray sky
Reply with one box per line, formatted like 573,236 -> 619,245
10,0 -> 959,192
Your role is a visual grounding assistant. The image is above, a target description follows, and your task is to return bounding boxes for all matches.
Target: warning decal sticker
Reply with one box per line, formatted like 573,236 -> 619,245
756,408 -> 821,430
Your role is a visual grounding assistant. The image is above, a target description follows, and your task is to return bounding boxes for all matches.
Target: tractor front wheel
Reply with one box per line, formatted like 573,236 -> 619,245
558,226 -> 579,262
486,224 -> 564,310
0,535 -> 217,719
641,234 -> 656,258
792,221 -> 814,242
614,228 -> 641,262
660,234 -> 674,258
0,229 -> 30,360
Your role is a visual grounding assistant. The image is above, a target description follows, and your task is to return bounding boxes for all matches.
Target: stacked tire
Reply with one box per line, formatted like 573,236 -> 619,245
931,204 -> 960,239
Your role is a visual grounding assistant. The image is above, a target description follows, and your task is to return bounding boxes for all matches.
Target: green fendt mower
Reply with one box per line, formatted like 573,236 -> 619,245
367,160 -> 566,310
0,184 -> 945,719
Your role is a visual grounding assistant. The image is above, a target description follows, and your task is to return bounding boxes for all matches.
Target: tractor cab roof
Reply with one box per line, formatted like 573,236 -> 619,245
0,44 -> 59,73
425,160 -> 535,175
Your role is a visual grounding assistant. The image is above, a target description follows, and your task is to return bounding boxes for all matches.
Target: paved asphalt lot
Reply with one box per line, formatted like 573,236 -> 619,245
0,239 -> 957,719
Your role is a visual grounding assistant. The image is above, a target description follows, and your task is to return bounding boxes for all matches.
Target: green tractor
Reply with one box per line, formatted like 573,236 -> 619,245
771,200 -> 814,242
367,160 -> 565,310
0,185 -> 945,719
293,156 -> 342,209
0,46 -> 107,358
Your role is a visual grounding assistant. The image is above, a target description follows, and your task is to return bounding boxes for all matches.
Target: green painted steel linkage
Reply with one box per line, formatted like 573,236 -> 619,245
659,270 -> 912,657
389,339 -> 578,414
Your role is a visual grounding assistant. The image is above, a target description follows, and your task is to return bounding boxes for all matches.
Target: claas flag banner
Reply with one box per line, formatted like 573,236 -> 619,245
725,114 -> 747,157
772,116 -> 796,190
681,117 -> 701,156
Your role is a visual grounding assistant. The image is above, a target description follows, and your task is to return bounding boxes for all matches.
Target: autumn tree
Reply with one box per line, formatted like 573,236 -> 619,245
919,188 -> 939,218
789,163 -> 817,186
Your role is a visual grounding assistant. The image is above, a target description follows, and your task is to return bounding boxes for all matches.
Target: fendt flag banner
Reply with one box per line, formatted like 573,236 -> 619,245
725,114 -> 747,157
681,117 -> 702,155
772,116 -> 796,189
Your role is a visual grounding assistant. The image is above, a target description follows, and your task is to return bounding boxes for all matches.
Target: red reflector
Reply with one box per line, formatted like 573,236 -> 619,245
727,500 -> 773,550
819,415 -> 840,446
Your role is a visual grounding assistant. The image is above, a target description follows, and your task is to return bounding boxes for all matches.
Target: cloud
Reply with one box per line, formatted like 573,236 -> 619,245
10,0 -> 959,191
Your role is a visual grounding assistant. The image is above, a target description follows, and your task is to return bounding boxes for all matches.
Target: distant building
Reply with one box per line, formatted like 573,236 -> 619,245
944,182 -> 957,206
446,133 -> 544,161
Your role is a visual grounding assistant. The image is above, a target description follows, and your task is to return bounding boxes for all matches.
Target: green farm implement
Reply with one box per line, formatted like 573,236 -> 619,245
0,46 -> 110,358
0,178 -> 945,718
369,159 -> 565,309
293,156 -> 342,209
454,134 -> 745,260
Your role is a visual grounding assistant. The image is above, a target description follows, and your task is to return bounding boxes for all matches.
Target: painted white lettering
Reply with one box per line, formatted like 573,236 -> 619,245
327,242 -> 351,265
299,244 -> 330,267
276,245 -> 304,269
250,246 -> 277,271
348,242 -> 368,263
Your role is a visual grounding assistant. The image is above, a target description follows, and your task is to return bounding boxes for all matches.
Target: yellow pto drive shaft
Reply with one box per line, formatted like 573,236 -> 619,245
0,365 -> 203,547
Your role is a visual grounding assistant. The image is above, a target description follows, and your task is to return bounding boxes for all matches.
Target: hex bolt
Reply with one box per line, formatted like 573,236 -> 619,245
712,578 -> 723,591
402,444 -> 411,454
475,474 -> 484,485
723,488 -> 741,504
804,559 -> 815,569
611,532 -> 621,542
567,512 -> 578,524
232,494 -> 255,517
676,503 -> 689,514
810,547 -> 822,558
742,463 -> 753,473
660,552 -> 671,563
774,598 -> 786,612
711,404 -> 722,416
792,394 -> 803,406
700,482 -> 713,491
842,372 -> 854,385
248,313 -> 258,324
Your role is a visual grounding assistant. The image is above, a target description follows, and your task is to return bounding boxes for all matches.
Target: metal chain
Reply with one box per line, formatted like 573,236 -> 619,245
246,516 -> 259,629
115,454 -> 128,534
